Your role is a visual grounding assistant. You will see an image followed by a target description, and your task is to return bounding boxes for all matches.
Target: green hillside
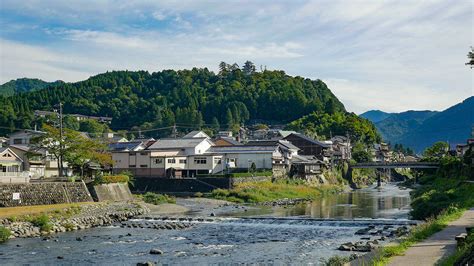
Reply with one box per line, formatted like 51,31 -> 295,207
0,78 -> 63,96
1,65 -> 374,139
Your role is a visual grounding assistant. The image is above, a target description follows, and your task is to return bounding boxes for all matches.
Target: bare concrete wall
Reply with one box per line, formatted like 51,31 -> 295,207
89,183 -> 134,202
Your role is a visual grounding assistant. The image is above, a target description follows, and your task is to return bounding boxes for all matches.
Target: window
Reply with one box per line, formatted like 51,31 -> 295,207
214,158 -> 222,164
194,157 -> 207,164
154,158 -> 163,164
140,152 -> 147,155
129,165 -> 136,168
13,139 -> 22,144
140,164 -> 148,168
179,159 -> 187,164
168,158 -> 176,164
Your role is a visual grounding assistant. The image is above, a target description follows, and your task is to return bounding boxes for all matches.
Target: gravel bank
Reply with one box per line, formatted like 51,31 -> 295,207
0,202 -> 149,239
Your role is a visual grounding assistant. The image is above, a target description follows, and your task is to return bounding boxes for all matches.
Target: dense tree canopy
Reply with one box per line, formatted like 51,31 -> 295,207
0,63 -> 346,137
285,111 -> 381,144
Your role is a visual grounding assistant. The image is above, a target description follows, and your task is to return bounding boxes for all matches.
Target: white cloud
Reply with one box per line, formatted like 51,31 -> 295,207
152,11 -> 167,21
0,0 -> 472,113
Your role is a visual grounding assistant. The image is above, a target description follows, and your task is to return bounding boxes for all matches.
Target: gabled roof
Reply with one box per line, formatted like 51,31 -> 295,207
183,131 -> 210,139
245,140 -> 299,150
278,130 -> 297,138
147,137 -> 209,150
284,133 -> 331,148
0,147 -> 23,162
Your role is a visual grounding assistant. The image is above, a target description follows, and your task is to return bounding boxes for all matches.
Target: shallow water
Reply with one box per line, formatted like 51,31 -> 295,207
0,183 -> 412,265
233,183 -> 412,219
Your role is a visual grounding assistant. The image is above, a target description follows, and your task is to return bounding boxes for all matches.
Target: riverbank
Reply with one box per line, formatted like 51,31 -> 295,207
0,202 -> 148,240
207,180 -> 344,204
370,172 -> 474,265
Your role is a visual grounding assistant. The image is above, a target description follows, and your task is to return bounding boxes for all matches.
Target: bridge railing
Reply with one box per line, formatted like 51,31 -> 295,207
350,162 -> 439,168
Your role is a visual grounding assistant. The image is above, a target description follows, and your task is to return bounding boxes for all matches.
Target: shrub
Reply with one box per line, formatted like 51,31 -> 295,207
194,192 -> 203,198
142,192 -> 176,205
31,214 -> 53,232
0,226 -> 11,243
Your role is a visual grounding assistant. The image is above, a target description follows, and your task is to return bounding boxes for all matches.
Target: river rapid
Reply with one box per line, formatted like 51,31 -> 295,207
0,183 -> 413,265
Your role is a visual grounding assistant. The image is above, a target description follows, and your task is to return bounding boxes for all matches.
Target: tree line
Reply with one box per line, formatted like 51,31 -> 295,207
0,62 -> 381,145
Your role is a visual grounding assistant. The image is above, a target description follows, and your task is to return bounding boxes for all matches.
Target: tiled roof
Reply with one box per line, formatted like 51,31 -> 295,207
207,145 -> 277,154
108,141 -> 144,151
285,133 -> 331,148
147,138 -> 208,150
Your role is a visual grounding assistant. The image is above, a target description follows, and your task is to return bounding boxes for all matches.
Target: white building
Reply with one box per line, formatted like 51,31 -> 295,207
0,147 -> 29,183
111,131 -> 289,178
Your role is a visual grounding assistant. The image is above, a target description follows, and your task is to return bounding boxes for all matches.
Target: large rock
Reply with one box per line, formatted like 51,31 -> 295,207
149,249 -> 164,255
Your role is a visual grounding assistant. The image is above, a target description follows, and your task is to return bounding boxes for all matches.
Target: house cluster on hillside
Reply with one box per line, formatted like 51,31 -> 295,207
6,124 -> 467,184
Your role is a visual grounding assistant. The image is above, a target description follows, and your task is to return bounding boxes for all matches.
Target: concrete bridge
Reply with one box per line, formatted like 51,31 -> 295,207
350,162 -> 439,169
347,161 -> 439,187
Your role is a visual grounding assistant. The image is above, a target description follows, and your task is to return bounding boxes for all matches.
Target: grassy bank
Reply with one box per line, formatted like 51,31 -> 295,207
373,206 -> 464,265
439,233 -> 474,265
208,179 -> 343,203
373,172 -> 474,265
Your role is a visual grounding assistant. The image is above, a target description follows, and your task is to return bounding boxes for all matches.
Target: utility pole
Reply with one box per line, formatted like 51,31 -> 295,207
59,102 -> 64,177
172,124 -> 177,138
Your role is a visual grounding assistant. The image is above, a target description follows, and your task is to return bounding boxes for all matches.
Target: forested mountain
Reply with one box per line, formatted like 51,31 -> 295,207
0,63 -> 360,139
374,110 -> 437,142
359,110 -> 392,123
396,96 -> 474,152
0,78 -> 64,96
363,97 -> 473,152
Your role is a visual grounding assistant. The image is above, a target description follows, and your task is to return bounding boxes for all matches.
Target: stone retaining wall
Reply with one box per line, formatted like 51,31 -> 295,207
88,183 -> 134,202
0,182 -> 93,207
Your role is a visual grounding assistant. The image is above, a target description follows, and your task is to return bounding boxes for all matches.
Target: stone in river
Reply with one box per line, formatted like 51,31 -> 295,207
210,212 -> 215,217
76,237 -> 83,241
149,248 -> 164,255
57,256 -> 64,259
137,262 -> 155,266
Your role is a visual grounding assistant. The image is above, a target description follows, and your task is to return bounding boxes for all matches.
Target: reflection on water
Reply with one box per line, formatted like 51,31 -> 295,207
231,183 -> 412,220
0,183 -> 413,265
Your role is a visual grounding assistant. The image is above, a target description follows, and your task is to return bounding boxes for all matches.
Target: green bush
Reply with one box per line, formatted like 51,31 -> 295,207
142,192 -> 176,205
31,214 -> 53,232
410,174 -> 474,220
0,226 -> 11,243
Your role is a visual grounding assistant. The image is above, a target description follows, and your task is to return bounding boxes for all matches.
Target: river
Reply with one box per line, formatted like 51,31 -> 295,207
0,183 -> 413,265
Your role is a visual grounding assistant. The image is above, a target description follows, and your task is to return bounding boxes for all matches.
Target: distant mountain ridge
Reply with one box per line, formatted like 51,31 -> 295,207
0,78 -> 64,96
361,97 -> 474,152
360,110 -> 392,123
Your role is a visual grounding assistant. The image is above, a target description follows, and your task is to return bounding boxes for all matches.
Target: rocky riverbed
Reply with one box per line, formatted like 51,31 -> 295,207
0,202 -> 148,239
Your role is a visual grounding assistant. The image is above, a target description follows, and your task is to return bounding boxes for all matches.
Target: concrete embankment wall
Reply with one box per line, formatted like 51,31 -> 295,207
88,183 -> 134,202
133,176 -> 271,193
0,182 -> 93,207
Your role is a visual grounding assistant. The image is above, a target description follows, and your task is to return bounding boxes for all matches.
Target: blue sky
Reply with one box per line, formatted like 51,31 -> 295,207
0,0 -> 472,113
